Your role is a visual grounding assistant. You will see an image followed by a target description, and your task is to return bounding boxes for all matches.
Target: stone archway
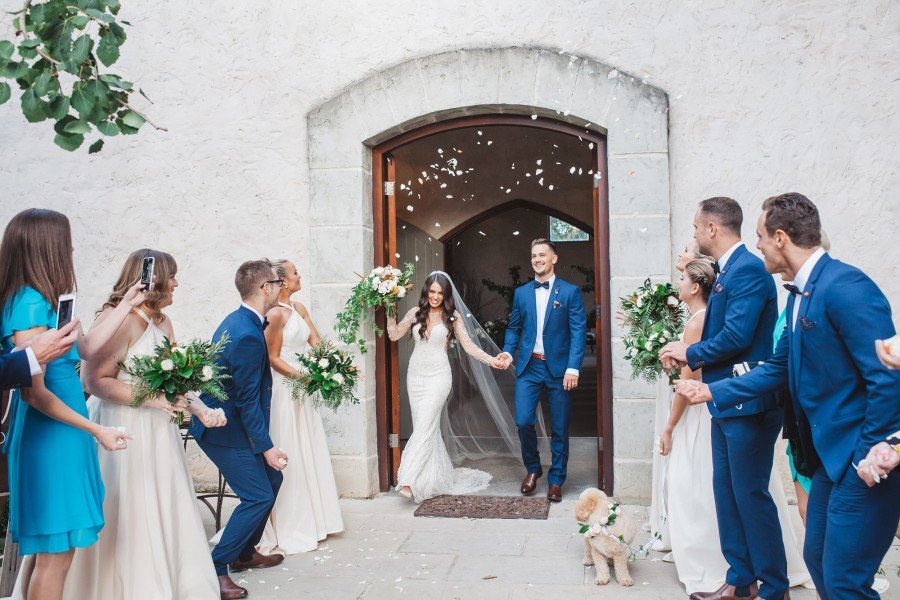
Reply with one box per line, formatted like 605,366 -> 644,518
307,46 -> 670,502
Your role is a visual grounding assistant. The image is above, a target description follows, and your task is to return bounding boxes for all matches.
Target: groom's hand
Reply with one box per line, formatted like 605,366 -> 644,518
563,373 -> 579,391
497,352 -> 513,370
264,447 -> 289,471
674,379 -> 712,404
659,342 -> 689,371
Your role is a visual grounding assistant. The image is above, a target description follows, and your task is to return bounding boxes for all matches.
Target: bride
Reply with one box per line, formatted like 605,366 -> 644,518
387,271 -> 509,502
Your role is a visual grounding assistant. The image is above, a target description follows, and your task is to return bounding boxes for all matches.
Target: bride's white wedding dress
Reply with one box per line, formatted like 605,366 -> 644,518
664,310 -> 813,594
257,302 -> 343,555
388,308 -> 495,502
57,308 -> 219,600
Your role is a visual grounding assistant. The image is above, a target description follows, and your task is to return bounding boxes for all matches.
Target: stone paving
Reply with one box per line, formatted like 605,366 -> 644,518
199,493 -> 900,600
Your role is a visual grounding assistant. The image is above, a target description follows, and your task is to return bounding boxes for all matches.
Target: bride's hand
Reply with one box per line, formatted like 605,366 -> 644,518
490,355 -> 509,370
659,426 -> 673,456
199,407 -> 227,428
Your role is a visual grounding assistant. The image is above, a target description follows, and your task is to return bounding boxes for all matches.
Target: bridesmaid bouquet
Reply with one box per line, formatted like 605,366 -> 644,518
120,335 -> 230,425
619,279 -> 684,383
335,263 -> 414,352
287,340 -> 359,410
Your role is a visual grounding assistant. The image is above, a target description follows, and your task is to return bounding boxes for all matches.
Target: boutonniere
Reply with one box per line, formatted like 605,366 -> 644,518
713,282 -> 724,294
553,300 -> 562,309
799,316 -> 817,331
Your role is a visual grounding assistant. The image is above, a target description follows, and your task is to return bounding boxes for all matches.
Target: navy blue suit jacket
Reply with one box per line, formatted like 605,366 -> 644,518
686,244 -> 779,418
503,277 -> 587,378
0,351 -> 31,391
711,254 -> 900,482
189,306 -> 274,454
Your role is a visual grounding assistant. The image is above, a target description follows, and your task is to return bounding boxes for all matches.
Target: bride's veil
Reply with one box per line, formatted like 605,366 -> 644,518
431,270 -> 550,463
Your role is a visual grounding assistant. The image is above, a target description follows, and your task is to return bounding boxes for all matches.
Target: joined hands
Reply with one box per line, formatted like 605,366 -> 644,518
673,379 -> 713,404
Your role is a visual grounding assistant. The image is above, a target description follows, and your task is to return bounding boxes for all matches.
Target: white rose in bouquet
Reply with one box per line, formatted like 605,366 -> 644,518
371,279 -> 380,290
396,286 -> 406,298
667,296 -> 680,307
318,358 -> 330,369
636,296 -> 644,308
333,373 -> 345,384
201,365 -> 214,382
644,341 -> 653,351
160,359 -> 174,371
374,267 -> 385,276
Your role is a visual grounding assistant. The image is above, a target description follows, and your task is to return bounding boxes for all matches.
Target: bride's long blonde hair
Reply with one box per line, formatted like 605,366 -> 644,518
99,249 -> 177,323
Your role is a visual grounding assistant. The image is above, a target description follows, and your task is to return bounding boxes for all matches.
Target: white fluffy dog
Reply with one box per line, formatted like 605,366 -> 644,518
573,487 -> 636,586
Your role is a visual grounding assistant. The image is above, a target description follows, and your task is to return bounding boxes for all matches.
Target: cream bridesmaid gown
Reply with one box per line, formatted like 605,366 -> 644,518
664,310 -> 813,594
257,302 -> 344,555
55,308 -> 219,600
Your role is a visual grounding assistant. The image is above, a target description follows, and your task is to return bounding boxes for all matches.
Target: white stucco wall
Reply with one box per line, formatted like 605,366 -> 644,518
1,1 -> 897,502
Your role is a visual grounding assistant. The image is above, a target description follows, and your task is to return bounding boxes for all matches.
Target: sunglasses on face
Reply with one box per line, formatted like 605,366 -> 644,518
260,278 -> 285,289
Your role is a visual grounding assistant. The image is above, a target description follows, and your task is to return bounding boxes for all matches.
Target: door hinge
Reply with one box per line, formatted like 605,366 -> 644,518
384,181 -> 395,196
388,433 -> 399,448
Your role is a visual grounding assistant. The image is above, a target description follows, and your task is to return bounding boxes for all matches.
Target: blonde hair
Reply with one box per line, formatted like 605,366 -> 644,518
820,229 -> 831,252
684,258 -> 716,301
100,249 -> 177,323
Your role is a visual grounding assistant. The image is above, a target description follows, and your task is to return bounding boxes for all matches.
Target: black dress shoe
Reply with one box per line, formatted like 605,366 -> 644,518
547,483 -> 562,502
520,468 -> 543,494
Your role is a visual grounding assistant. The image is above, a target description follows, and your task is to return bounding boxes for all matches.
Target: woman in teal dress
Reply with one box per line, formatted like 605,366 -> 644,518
773,307 -> 812,524
0,209 -> 139,600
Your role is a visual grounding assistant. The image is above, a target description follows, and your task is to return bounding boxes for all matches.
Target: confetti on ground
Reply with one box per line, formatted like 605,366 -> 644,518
483,575 -> 498,580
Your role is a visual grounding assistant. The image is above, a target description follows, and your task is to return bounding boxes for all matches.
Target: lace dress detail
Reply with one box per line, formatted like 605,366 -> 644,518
387,308 -> 494,501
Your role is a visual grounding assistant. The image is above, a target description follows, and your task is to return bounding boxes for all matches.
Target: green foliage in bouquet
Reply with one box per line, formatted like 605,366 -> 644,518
120,335 -> 229,424
335,263 -> 414,353
0,0 -> 162,153
287,340 -> 359,411
619,279 -> 684,383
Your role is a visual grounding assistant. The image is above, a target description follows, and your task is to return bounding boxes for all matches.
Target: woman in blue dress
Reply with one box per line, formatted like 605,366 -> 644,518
0,209 -> 137,600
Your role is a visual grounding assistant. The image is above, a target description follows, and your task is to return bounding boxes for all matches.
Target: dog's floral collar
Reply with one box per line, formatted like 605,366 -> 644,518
578,500 -> 622,537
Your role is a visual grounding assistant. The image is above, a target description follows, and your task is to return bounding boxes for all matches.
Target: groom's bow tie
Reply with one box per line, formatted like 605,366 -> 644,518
712,262 -> 721,275
783,283 -> 801,296
262,317 -> 270,331
534,280 -> 550,290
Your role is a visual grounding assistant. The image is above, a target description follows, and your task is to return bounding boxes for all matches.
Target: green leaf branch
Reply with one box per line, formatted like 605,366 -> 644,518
1,0 -> 162,152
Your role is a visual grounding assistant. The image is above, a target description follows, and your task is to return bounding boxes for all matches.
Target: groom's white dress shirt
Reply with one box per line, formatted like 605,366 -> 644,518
716,241 -> 744,275
532,275 -> 579,377
790,247 -> 825,330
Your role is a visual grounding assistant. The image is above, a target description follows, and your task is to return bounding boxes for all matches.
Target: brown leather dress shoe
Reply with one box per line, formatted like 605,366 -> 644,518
547,484 -> 562,502
520,468 -> 543,494
689,582 -> 759,600
218,575 -> 248,599
230,551 -> 285,572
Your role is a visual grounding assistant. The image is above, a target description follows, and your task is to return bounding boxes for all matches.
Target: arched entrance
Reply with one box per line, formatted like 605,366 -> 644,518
306,46 -> 670,502
371,114 -> 613,493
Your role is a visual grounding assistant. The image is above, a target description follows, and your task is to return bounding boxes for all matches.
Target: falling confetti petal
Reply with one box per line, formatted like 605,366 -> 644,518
407,205 -> 414,212
487,141 -> 493,145
538,178 -> 544,186
589,142 -> 594,149
549,184 -> 554,190
531,115 -> 537,120
478,231 -> 486,236
535,169 -> 543,175
536,159 -> 542,165
477,130 -> 483,135
513,231 -> 520,235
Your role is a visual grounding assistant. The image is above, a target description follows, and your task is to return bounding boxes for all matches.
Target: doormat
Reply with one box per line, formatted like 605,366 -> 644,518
414,495 -> 550,520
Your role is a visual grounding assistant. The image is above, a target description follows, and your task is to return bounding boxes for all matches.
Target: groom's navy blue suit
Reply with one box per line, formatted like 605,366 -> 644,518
503,277 -> 586,486
711,253 -> 900,599
190,305 -> 282,576
684,244 -> 788,599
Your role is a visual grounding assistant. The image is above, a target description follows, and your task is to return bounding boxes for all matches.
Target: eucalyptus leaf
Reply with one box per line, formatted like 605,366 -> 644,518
70,15 -> 90,29
70,81 -> 95,116
0,41 -> 12,61
121,109 -> 144,128
96,32 -> 119,66
0,82 -> 10,105
32,70 -> 52,96
88,138 -> 103,153
49,95 -> 70,119
63,120 -> 91,134
21,88 -> 50,122
96,120 -> 119,136
20,39 -> 42,49
53,132 -> 84,151
70,34 -> 92,63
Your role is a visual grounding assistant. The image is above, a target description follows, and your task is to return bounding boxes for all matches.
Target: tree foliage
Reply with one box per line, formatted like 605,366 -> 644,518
0,0 -> 161,152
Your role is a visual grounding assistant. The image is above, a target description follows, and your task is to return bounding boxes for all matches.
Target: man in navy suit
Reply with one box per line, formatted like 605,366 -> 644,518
500,238 -> 587,502
678,193 -> 900,599
190,260 -> 289,600
660,197 -> 786,600
0,319 -> 78,390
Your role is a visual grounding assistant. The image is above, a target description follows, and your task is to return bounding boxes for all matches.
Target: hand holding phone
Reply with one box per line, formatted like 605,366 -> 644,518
140,256 -> 155,291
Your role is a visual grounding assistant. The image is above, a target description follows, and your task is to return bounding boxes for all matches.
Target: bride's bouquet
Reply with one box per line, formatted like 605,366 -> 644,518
335,263 -> 414,352
120,335 -> 230,425
287,340 -> 359,410
619,279 -> 684,383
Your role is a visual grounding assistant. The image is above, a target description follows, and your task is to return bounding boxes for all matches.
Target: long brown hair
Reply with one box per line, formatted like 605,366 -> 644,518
0,208 -> 76,316
414,273 -> 457,344
100,249 -> 177,323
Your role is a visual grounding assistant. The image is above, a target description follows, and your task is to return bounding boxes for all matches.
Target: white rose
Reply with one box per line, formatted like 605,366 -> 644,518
333,373 -> 345,385
589,523 -> 604,535
614,506 -> 622,515
201,365 -> 214,381
160,359 -> 174,371
318,358 -> 330,369
371,279 -> 380,290
597,514 -> 608,525
396,287 -> 406,298
649,332 -> 657,340
636,297 -> 643,308
374,267 -> 385,275
667,296 -> 679,307
644,341 -> 653,351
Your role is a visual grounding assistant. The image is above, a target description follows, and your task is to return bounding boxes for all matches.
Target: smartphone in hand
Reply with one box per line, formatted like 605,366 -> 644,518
140,256 -> 155,291
56,293 -> 76,329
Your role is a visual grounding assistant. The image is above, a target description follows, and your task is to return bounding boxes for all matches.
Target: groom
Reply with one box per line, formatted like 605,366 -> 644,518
190,259 -> 289,600
660,197 -> 787,600
500,238 -> 586,502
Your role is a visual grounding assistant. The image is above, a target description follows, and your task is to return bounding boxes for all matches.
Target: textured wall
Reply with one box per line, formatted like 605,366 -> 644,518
1,1 -> 897,500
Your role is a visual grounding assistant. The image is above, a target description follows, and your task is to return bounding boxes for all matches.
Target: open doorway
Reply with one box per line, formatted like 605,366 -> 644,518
372,115 -> 613,495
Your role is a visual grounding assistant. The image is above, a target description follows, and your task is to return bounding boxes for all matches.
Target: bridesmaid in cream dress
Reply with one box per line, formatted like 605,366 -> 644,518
257,259 -> 344,555
60,249 -> 226,600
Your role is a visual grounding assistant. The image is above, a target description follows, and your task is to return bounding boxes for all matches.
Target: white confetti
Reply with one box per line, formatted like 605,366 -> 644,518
513,231 -> 520,236
538,178 -> 544,186
406,205 -> 414,212
440,183 -> 447,189
487,141 -> 493,145
569,167 -> 576,174
608,69 -> 619,79
477,130 -> 482,136
505,188 -> 511,193
589,142 -> 594,149
478,231 -> 486,236
536,159 -> 542,165
531,115 -> 537,120
435,222 -> 440,227
535,169 -> 543,175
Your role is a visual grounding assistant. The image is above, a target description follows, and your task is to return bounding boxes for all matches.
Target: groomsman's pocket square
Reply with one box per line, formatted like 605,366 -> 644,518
799,316 -> 817,331
713,283 -> 724,294
553,300 -> 562,308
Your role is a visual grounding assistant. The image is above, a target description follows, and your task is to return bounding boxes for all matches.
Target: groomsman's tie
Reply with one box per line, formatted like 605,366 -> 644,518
534,281 -> 550,289
783,283 -> 801,296
262,317 -> 270,330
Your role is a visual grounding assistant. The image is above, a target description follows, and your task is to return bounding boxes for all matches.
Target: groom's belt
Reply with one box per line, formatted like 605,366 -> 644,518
531,353 -> 547,361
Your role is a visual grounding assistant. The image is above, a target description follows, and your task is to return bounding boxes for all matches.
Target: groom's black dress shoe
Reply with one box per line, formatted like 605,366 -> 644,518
230,551 -> 285,572
690,582 -> 759,600
218,575 -> 248,599
520,468 -> 543,494
547,484 -> 562,502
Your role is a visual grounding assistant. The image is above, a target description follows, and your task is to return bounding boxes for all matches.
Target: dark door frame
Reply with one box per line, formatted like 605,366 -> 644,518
371,114 -> 613,494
